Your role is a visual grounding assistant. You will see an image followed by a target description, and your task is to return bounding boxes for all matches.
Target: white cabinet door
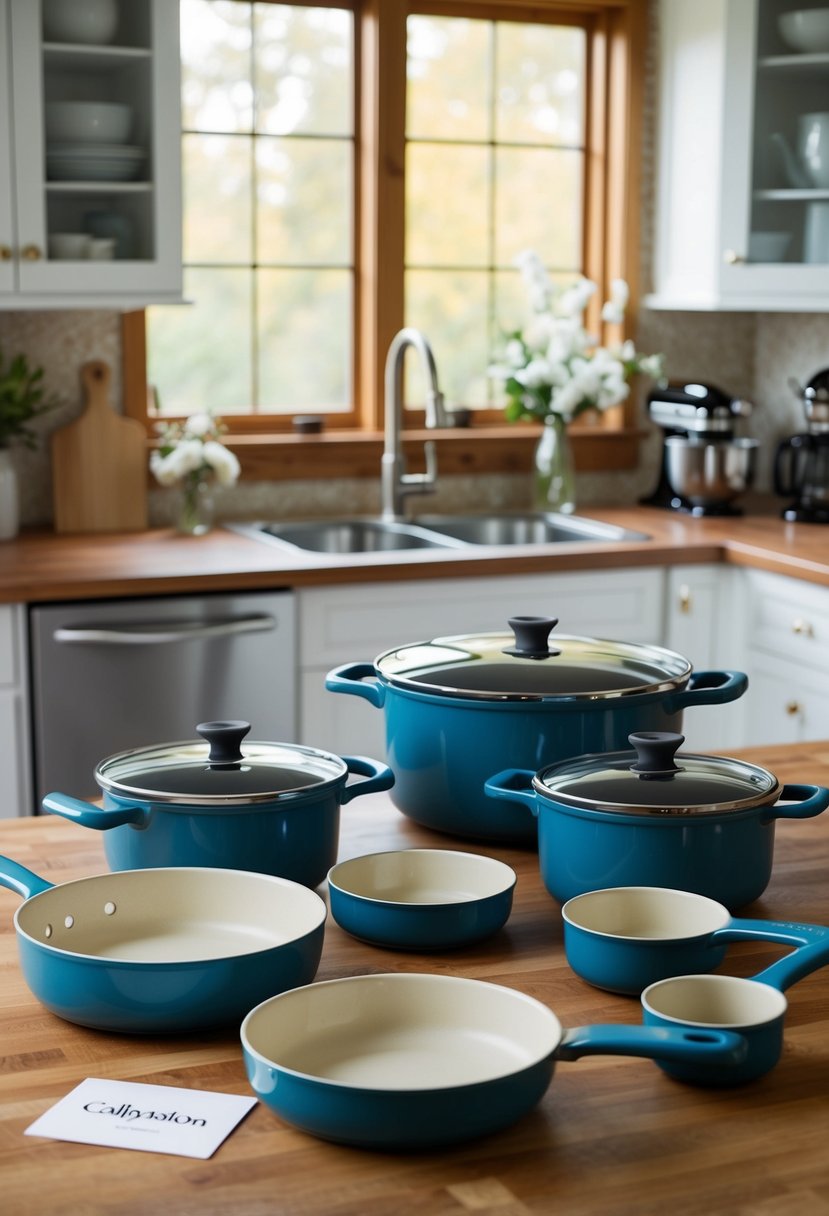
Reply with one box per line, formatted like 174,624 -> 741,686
650,0 -> 829,312
742,654 -> 829,746
1,0 -> 182,307
0,605 -> 31,818
297,568 -> 665,755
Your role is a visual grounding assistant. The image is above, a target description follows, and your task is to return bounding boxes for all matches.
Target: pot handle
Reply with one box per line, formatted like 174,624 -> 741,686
483,769 -> 539,815
339,756 -> 395,803
763,783 -> 829,822
663,670 -> 748,712
325,663 -> 385,708
557,1024 -> 747,1068
41,791 -> 148,831
711,918 -> 829,950
0,855 -> 55,900
751,935 -> 829,994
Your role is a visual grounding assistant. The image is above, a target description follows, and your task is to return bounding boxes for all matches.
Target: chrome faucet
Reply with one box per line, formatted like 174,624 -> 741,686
381,327 -> 447,521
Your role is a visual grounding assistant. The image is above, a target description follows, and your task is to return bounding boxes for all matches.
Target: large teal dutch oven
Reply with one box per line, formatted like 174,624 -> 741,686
484,731 -> 829,910
325,616 -> 747,844
42,721 -> 394,888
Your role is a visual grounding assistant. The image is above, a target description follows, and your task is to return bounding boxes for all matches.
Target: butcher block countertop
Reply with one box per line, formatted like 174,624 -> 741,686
2,739 -> 829,1216
2,499 -> 829,603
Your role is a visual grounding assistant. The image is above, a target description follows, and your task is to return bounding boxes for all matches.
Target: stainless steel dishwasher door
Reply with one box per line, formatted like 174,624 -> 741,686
29,589 -> 296,808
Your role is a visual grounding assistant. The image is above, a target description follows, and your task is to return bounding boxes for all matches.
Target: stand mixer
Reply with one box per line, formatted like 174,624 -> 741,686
775,368 -> 829,523
641,382 -> 758,516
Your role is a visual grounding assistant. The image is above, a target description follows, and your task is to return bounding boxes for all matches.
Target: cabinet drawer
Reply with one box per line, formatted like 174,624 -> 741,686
741,652 -> 829,748
744,571 -> 829,670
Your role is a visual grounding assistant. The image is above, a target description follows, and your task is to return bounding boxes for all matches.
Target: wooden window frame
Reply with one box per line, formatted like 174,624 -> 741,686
125,0 -> 648,482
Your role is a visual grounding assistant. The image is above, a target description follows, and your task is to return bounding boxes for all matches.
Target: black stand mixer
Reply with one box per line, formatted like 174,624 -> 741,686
776,369 -> 829,523
641,382 -> 757,516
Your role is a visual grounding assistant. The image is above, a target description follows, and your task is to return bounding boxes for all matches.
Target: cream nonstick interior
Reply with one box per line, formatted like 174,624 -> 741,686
329,848 -> 516,904
643,974 -> 788,1027
15,868 -> 327,963
563,887 -> 731,940
243,973 -> 561,1090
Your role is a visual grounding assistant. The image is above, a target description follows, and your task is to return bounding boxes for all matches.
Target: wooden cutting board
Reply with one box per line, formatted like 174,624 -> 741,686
52,360 -> 148,533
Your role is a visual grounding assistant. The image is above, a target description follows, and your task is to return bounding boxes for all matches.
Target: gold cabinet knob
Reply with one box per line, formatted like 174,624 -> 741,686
0,244 -> 11,261
20,244 -> 42,261
723,249 -> 745,265
678,584 -> 691,614
792,618 -> 814,637
785,701 -> 802,716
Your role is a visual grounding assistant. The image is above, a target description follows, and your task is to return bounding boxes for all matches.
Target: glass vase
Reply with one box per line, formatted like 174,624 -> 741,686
177,473 -> 214,536
533,413 -> 576,514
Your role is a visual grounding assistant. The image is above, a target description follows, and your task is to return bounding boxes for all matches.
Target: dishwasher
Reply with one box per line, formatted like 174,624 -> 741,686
28,589 -> 296,810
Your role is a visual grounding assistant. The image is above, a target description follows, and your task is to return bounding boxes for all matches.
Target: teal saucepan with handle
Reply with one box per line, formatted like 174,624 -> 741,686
42,719 -> 394,888
562,885 -> 829,994
241,973 -> 747,1150
325,615 -> 747,845
0,855 -> 326,1033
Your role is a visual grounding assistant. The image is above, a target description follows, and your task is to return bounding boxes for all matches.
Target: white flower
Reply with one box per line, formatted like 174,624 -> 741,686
504,339 -> 526,368
516,358 -> 554,390
203,440 -> 240,486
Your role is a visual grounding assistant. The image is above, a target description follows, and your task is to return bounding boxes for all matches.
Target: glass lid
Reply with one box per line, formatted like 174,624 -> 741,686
95,721 -> 347,805
374,616 -> 693,701
536,732 -> 779,817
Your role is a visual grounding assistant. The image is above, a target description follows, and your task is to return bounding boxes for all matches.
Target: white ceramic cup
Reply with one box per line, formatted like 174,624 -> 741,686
48,232 -> 92,260
88,237 -> 116,260
798,112 -> 829,188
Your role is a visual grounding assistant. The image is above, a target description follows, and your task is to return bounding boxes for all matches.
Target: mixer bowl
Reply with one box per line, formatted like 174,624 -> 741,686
665,437 -> 758,508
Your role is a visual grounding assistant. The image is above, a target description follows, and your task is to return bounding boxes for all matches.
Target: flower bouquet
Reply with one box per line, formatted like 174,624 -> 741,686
150,411 -> 241,534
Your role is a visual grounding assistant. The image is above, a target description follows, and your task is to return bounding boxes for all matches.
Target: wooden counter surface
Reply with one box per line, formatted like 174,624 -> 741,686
2,740 -> 829,1215
1,500 -> 828,603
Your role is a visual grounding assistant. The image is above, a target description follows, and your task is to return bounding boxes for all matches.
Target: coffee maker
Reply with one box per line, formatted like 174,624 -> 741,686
775,368 -> 829,523
642,381 -> 757,515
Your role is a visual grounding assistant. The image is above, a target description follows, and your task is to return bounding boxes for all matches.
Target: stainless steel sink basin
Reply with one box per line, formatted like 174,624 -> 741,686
417,512 -> 650,546
231,512 -> 649,554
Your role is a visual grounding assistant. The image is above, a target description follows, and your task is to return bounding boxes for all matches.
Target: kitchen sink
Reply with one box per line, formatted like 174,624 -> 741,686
231,512 -> 650,554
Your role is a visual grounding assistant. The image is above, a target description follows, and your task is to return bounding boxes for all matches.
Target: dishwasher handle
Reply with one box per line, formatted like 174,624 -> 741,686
53,614 -> 277,646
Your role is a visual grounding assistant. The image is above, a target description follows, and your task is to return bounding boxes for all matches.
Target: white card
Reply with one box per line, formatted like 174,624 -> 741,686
25,1077 -> 257,1159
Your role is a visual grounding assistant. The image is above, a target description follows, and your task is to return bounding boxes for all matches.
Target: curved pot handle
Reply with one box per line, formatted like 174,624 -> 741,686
325,663 -> 385,708
339,756 -> 395,804
483,769 -> 539,815
711,918 -> 829,950
762,783 -> 829,822
751,935 -> 829,994
41,791 -> 148,831
664,670 -> 748,712
0,855 -> 55,900
557,1024 -> 747,1068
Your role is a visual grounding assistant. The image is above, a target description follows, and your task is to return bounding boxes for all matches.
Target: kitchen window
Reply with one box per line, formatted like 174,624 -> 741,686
124,0 -> 648,480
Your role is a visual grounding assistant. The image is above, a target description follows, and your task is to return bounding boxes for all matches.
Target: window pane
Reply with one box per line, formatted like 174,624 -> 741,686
406,144 -> 489,267
256,138 -> 352,264
258,269 -> 351,411
407,16 -> 490,142
147,269 -> 253,416
494,147 -> 582,269
183,134 -> 253,263
405,270 -> 490,408
255,5 -> 352,136
180,0 -> 253,134
495,22 -> 585,147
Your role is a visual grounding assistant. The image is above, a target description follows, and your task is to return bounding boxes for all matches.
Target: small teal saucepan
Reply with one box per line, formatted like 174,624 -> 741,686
42,720 -> 394,889
241,973 -> 746,1150
641,935 -> 829,1085
327,848 -> 516,950
562,886 -> 829,994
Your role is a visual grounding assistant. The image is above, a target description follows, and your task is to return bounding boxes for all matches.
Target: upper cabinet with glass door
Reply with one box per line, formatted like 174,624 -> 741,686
649,0 -> 829,311
0,0 -> 182,308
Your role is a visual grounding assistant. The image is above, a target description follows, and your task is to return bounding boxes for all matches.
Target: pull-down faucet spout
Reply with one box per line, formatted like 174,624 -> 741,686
381,328 -> 447,522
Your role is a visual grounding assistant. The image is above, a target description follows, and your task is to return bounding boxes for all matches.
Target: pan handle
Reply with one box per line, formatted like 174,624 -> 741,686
751,935 -> 829,994
41,791 -> 148,830
339,756 -> 395,803
557,1024 -> 747,1067
0,856 -> 54,900
711,918 -> 829,950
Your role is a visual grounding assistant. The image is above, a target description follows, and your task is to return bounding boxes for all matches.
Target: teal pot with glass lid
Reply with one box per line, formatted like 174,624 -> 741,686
325,616 -> 747,844
41,721 -> 394,887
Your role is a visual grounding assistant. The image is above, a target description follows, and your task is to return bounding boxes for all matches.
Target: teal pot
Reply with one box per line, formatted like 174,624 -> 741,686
0,856 -> 326,1033
484,731 -> 829,911
325,616 -> 747,845
42,720 -> 394,888
642,935 -> 829,1085
241,973 -> 746,1150
562,885 -> 829,994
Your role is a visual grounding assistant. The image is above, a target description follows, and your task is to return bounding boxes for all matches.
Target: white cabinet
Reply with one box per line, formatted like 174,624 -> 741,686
297,568 -> 666,757
0,0 -> 182,308
0,605 -> 31,818
649,0 -> 829,312
739,569 -> 829,745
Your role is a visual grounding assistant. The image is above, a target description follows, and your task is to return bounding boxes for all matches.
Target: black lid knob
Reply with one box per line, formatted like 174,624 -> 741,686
503,615 -> 562,660
629,731 -> 684,779
197,720 -> 251,765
